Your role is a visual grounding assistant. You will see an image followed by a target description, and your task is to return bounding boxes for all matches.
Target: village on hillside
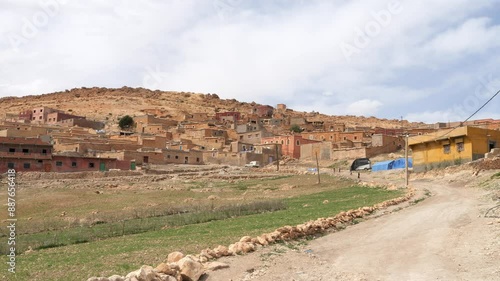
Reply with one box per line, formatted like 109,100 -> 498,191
1,101 -> 499,173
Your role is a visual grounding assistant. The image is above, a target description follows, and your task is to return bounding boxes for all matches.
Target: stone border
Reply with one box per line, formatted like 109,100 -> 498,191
87,187 -> 416,281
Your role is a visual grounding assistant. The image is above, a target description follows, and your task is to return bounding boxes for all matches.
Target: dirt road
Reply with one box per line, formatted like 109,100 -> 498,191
206,178 -> 500,281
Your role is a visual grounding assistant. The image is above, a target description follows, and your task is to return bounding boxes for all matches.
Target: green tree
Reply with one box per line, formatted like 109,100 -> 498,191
290,124 -> 302,133
118,115 -> 134,130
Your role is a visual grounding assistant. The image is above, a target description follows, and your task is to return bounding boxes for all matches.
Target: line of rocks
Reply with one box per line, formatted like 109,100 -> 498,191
87,188 -> 415,281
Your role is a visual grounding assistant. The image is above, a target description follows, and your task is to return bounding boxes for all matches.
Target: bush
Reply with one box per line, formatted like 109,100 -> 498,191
118,115 -> 134,130
290,124 -> 302,133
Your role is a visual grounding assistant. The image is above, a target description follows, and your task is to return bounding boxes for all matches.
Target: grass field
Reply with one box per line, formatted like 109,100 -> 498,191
0,174 -> 403,280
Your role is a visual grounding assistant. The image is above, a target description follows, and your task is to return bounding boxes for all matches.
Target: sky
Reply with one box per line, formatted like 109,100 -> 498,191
1,0 -> 500,123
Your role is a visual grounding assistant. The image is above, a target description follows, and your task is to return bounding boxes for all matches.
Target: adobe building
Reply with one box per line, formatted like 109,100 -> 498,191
261,134 -> 319,159
30,107 -> 63,123
250,105 -> 274,118
409,126 -> 500,172
0,137 -> 53,172
0,136 -> 130,173
215,112 -> 241,123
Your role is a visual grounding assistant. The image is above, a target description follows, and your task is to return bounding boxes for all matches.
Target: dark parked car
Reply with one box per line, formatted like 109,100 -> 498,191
350,158 -> 372,171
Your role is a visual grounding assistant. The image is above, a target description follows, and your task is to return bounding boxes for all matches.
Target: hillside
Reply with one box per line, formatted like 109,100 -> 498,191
0,87 -> 423,129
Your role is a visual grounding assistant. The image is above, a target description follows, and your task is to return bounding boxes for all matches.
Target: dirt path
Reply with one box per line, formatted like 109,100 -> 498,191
206,179 -> 500,281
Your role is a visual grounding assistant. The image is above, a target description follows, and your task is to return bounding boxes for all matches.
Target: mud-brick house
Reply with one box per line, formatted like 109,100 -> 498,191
409,126 -> 500,172
0,137 -> 53,172
261,134 -> 319,159
0,137 -> 130,173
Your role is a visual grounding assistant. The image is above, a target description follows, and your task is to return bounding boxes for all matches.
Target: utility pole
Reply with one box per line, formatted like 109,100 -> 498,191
275,144 -> 280,171
405,133 -> 409,188
315,151 -> 321,184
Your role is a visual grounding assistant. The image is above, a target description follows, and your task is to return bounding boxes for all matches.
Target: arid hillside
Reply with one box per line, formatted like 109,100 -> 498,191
0,87 -> 423,129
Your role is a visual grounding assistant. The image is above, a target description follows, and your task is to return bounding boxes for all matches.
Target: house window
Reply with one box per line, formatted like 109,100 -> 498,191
32,117 -> 36,120
39,116 -> 42,119
175,156 -> 179,159
42,149 -> 47,154
71,162 -> 77,167
37,160 -> 43,164
23,163 -> 30,169
33,110 -> 36,113
343,137 -> 347,140
7,163 -> 14,169
89,163 -> 95,168
296,140 -> 300,146
281,140 -> 284,145
196,157 -> 200,162
330,136 -> 333,139
354,136 -> 358,140
443,144 -> 451,154
457,142 -> 464,152
9,148 -> 15,153
22,149 -> 29,154
56,161 -> 63,166
255,134 -> 259,137
167,155 -> 170,159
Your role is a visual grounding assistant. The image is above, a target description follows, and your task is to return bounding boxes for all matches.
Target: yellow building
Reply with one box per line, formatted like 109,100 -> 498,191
409,126 -> 500,172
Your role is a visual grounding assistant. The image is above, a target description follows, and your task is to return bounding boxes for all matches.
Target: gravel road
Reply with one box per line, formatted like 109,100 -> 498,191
206,178 -> 500,281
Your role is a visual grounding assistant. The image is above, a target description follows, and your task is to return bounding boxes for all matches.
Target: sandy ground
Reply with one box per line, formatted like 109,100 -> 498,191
205,172 -> 500,281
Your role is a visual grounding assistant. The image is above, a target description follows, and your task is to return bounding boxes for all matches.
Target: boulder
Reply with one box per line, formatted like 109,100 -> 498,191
156,273 -> 178,281
239,236 -> 252,243
213,245 -> 229,257
178,255 -> 204,281
256,235 -> 268,246
155,262 -> 180,276
167,252 -> 184,263
108,276 -> 125,281
125,265 -> 157,281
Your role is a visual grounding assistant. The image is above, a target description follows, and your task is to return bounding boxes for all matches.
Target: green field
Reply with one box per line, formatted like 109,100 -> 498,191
0,174 -> 403,280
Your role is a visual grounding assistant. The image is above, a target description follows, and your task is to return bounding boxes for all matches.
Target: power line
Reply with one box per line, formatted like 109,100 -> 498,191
424,88 -> 500,142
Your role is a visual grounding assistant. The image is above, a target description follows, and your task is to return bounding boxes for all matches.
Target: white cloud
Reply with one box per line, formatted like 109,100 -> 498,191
346,99 -> 383,116
0,0 -> 499,123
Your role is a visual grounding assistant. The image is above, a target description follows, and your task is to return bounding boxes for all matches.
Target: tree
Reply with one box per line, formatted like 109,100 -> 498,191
290,124 -> 302,133
119,115 -> 134,130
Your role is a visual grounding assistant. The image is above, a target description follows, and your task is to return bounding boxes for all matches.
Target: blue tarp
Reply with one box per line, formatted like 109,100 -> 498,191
372,160 -> 394,172
372,158 -> 413,172
393,158 -> 413,169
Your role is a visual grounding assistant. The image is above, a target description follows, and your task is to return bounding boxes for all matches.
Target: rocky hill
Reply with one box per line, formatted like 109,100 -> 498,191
0,87 -> 423,129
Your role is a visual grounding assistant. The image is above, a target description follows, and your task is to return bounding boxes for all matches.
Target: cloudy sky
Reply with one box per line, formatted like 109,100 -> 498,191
1,0 -> 500,123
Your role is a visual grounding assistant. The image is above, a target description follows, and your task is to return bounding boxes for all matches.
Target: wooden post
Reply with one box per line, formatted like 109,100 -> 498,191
275,144 -> 280,171
315,151 -> 321,184
405,134 -> 409,188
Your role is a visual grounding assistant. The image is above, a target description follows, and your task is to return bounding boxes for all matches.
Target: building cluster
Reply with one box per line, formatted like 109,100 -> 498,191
1,104 -> 499,173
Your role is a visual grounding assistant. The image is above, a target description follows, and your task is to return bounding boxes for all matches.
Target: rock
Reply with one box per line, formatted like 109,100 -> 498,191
156,273 -> 178,281
178,255 -> 204,281
207,195 -> 217,200
205,261 -> 230,271
125,265 -> 157,281
322,200 -> 329,204
155,263 -> 180,276
167,251 -> 184,263
86,278 -> 109,281
213,245 -> 229,257
108,276 -> 125,281
239,236 -> 252,243
256,235 -> 268,246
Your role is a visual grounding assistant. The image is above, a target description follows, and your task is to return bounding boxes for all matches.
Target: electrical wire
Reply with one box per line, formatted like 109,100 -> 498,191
417,88 -> 500,142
